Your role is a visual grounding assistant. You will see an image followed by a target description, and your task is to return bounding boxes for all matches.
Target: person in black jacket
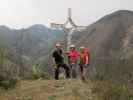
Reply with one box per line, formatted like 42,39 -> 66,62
52,43 -> 70,80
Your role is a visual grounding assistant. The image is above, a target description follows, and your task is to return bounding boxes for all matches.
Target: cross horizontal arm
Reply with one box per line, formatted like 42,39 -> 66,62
50,23 -> 64,29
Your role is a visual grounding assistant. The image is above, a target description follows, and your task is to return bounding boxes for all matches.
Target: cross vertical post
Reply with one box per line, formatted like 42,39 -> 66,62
50,8 -> 86,51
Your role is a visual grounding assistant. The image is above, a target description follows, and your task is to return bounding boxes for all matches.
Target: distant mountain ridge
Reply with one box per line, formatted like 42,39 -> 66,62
72,10 -> 133,83
0,24 -> 64,59
0,24 -> 64,47
0,24 -> 65,76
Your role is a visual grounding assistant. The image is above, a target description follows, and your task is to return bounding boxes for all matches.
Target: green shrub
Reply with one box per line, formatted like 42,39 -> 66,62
28,72 -> 51,80
0,76 -> 17,89
92,81 -> 133,100
30,64 -> 51,80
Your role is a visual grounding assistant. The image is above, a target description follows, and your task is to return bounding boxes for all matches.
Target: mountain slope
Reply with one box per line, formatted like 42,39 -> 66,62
0,24 -> 65,78
72,10 -> 133,83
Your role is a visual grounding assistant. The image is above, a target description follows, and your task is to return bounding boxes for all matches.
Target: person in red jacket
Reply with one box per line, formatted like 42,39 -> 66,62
68,44 -> 79,78
79,46 -> 90,80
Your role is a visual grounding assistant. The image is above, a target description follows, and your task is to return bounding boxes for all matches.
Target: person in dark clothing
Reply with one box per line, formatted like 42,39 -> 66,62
52,43 -> 70,80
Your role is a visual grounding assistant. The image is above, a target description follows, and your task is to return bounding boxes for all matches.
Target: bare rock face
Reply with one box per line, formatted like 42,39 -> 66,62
72,10 -> 133,83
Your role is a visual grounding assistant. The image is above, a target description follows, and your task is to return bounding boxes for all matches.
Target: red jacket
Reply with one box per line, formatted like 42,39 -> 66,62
80,48 -> 90,65
68,50 -> 79,64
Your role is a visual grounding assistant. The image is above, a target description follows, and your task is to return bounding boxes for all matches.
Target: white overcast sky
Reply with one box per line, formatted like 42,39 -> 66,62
0,0 -> 132,29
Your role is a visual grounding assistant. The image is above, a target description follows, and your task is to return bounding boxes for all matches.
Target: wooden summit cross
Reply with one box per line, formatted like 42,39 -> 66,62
50,8 -> 86,51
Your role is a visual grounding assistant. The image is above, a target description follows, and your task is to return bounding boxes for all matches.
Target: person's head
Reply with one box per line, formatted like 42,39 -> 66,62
80,46 -> 85,52
70,44 -> 76,51
55,43 -> 61,49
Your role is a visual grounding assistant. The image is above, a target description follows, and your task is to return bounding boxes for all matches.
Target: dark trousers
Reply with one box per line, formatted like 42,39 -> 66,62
55,63 -> 70,80
79,64 -> 89,80
70,64 -> 78,79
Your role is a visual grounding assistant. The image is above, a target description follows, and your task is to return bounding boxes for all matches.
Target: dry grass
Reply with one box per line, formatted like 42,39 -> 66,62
0,79 -> 96,100
0,79 -> 132,100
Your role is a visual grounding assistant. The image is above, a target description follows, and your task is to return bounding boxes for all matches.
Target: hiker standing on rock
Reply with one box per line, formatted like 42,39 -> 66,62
79,46 -> 90,80
67,45 -> 79,78
52,43 -> 70,80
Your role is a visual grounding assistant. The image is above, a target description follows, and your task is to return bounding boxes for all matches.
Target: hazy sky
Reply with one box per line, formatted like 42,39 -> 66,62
0,0 -> 132,29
